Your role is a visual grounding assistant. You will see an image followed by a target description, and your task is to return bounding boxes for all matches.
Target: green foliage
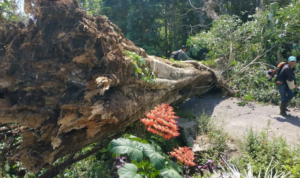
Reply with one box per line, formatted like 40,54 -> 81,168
0,0 -> 20,22
108,138 -> 145,162
188,11 -> 273,64
142,144 -> 165,169
108,135 -> 184,177
81,0 -> 254,58
238,101 -> 247,106
125,121 -> 188,155
80,0 -> 290,58
125,51 -> 157,83
55,147 -> 112,178
244,93 -> 255,101
0,133 -> 26,178
204,128 -> 228,163
78,0 -> 102,16
108,136 -> 165,170
188,1 -> 300,105
196,112 -> 228,165
59,158 -> 111,178
131,159 -> 161,177
230,62 -> 300,106
233,124 -> 300,177
200,59 -> 216,68
117,163 -> 144,178
196,111 -> 211,135
230,62 -> 280,104
95,0 -> 177,56
160,167 -> 183,178
0,143 -> 112,178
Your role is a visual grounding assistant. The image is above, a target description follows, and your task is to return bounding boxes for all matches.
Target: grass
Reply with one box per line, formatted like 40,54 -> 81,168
196,111 -> 212,135
230,121 -> 300,178
189,111 -> 300,178
193,112 -> 229,165
237,101 -> 247,106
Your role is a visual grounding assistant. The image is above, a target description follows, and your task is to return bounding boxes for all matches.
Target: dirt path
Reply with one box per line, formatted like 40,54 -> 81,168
179,95 -> 300,147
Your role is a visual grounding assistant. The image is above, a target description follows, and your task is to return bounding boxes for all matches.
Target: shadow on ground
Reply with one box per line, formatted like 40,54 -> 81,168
273,115 -> 300,128
179,94 -> 227,117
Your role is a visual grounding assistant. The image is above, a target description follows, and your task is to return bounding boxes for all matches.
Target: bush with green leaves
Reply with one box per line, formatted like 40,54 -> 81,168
231,125 -> 300,178
55,151 -> 112,178
230,62 -> 281,105
188,1 -> 300,105
195,112 -> 229,166
124,50 -> 157,83
0,0 -> 28,23
189,1 -> 300,66
57,158 -> 111,178
108,134 -> 183,178
230,61 -> 300,106
0,144 -> 113,178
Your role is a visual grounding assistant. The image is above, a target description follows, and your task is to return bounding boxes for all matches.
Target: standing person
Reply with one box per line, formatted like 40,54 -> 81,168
276,56 -> 298,116
170,45 -> 191,61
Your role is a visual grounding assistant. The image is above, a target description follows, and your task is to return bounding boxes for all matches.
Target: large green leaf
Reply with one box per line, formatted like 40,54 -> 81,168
160,168 -> 183,178
125,134 -> 149,144
108,138 -> 143,162
142,144 -> 165,169
27,173 -> 36,178
117,163 -> 144,178
166,160 -> 183,174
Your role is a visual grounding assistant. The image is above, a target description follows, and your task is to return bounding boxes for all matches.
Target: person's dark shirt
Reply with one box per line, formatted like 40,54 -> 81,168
276,64 -> 296,84
177,50 -> 190,60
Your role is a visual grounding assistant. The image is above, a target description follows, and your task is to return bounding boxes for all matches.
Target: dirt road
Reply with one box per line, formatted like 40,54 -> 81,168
179,95 -> 300,147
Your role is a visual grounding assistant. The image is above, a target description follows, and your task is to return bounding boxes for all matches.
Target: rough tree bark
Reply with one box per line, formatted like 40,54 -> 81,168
0,0 -> 234,175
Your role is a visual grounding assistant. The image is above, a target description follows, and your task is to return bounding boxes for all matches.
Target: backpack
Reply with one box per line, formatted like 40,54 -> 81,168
277,62 -> 286,69
275,62 -> 287,81
170,50 -> 180,60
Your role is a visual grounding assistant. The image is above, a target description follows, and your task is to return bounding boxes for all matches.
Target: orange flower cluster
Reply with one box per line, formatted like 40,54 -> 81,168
169,146 -> 196,166
140,103 -> 180,140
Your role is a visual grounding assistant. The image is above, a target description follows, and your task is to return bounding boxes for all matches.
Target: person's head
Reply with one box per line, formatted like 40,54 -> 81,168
270,69 -> 276,75
288,56 -> 297,67
182,45 -> 187,52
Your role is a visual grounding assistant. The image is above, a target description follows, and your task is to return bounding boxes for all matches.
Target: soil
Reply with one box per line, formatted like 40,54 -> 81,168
179,95 -> 300,148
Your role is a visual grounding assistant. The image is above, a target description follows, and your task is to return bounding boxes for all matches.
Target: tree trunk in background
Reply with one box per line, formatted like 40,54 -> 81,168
260,0 -> 265,10
0,0 -> 234,175
172,0 -> 176,49
88,0 -> 92,10
164,0 -> 168,57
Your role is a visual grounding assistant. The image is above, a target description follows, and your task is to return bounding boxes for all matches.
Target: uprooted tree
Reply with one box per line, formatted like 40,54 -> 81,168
0,0 -> 234,177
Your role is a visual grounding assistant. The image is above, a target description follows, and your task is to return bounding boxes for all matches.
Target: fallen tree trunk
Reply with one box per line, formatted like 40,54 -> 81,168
0,0 -> 234,174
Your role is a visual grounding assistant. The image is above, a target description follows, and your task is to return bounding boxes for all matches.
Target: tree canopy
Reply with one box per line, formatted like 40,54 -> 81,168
76,0 -> 293,59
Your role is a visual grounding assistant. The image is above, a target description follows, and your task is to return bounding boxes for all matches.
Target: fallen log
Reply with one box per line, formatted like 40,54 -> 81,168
0,0 -> 234,174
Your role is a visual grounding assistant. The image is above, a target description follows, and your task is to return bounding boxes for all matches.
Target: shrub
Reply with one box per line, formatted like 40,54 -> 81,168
232,126 -> 300,177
